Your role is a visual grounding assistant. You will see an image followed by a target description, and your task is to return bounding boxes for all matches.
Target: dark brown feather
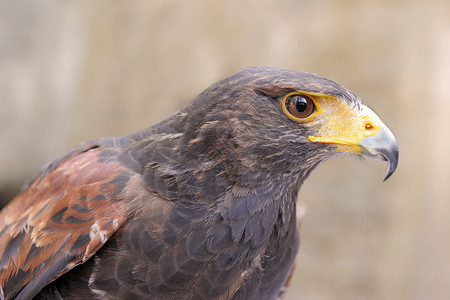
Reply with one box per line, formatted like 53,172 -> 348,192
0,66 -> 369,299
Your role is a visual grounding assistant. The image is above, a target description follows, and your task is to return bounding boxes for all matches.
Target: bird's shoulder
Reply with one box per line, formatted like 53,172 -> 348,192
0,138 -> 151,299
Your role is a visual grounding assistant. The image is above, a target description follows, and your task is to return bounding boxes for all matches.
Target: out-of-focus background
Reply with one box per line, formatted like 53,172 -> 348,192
0,0 -> 449,299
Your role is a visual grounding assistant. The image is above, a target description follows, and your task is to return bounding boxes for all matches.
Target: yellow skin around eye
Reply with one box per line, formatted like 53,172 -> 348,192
282,92 -> 322,122
283,91 -> 382,153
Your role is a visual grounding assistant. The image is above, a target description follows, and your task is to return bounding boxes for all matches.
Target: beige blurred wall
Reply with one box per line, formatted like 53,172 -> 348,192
0,0 -> 449,299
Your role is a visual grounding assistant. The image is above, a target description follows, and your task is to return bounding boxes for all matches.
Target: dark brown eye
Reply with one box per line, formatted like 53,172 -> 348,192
284,94 -> 315,119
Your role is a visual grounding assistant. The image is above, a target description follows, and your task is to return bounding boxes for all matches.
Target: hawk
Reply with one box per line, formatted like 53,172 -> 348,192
0,66 -> 398,299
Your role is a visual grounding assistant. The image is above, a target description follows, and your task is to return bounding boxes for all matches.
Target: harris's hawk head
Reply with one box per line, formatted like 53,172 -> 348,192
179,66 -> 397,182
0,66 -> 398,299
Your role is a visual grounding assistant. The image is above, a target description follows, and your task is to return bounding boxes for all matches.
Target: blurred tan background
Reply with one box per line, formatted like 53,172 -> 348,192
0,0 -> 449,299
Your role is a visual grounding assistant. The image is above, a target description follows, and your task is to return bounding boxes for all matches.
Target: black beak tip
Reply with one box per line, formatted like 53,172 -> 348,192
383,164 -> 396,182
382,147 -> 399,182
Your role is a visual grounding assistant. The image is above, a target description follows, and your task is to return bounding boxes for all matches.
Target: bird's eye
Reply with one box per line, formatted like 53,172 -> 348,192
283,94 -> 316,119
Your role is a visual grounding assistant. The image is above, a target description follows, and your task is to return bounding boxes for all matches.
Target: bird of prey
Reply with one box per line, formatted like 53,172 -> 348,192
0,66 -> 398,300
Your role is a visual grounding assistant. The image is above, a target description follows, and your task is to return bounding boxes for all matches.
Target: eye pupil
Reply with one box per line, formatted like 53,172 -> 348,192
295,98 -> 308,112
284,94 -> 315,119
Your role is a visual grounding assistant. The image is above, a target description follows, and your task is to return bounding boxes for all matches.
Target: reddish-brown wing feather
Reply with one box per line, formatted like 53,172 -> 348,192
0,144 -> 130,300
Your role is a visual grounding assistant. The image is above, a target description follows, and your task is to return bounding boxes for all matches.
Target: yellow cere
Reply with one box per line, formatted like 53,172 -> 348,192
283,91 -> 382,153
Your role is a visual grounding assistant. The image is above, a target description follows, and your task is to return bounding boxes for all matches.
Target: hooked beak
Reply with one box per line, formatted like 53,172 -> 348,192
307,101 -> 398,181
359,123 -> 399,181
